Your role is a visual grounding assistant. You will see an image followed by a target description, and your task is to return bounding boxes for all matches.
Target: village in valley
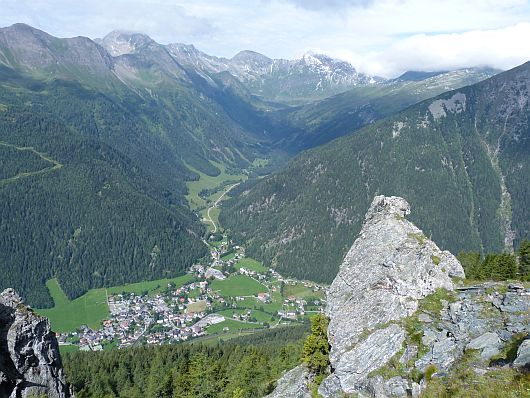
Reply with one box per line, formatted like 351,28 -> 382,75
57,236 -> 325,352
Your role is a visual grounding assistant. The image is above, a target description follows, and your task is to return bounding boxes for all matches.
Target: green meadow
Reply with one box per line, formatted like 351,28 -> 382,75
206,319 -> 262,334
210,275 -> 267,297
235,257 -> 268,273
36,279 -> 109,333
282,283 -> 325,299
184,160 -> 246,211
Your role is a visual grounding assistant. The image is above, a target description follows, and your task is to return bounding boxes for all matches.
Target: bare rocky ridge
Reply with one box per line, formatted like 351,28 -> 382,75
0,288 -> 72,398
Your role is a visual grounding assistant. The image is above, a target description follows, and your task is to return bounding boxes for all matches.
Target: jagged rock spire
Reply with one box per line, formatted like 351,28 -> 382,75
0,289 -> 73,398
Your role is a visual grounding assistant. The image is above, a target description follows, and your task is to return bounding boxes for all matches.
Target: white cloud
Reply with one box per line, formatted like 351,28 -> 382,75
328,23 -> 530,77
1,0 -> 529,77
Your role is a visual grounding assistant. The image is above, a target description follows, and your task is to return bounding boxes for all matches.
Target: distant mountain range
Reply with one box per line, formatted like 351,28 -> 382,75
95,30 -> 382,105
0,23 -> 508,305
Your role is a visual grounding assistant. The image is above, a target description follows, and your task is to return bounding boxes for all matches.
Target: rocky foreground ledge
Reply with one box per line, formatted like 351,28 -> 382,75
0,288 -> 72,398
267,195 -> 530,397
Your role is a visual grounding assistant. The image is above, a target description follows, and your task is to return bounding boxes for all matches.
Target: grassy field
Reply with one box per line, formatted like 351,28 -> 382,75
185,330 -> 258,346
58,345 -> 79,354
106,274 -> 194,296
283,283 -> 325,299
235,257 -> 268,273
184,160 -> 246,210
217,309 -> 273,323
220,252 -> 237,261
210,275 -> 267,297
37,279 -> 109,333
262,289 -> 284,313
206,319 -> 262,334
36,274 -> 194,333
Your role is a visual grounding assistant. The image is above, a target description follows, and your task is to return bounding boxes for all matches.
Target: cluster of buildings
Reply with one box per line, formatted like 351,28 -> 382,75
64,283 -> 217,350
57,237 -> 325,352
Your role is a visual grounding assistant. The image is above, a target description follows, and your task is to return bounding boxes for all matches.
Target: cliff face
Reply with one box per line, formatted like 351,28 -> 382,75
0,288 -> 72,398
320,195 -> 465,396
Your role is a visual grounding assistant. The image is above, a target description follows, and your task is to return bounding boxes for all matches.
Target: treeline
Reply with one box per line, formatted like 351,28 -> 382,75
63,325 -> 308,398
458,239 -> 530,281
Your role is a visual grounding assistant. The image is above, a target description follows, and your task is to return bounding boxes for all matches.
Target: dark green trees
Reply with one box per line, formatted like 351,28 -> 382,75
457,239 -> 529,281
518,239 -> 530,281
302,314 -> 331,392
64,326 -> 308,398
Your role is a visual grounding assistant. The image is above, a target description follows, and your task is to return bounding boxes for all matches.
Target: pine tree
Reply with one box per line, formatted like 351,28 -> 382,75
518,239 -> 530,280
494,253 -> 517,280
302,314 -> 330,375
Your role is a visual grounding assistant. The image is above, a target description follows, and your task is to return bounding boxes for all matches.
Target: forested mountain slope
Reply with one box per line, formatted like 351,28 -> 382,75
221,62 -> 530,283
0,25 -> 282,307
0,76 -> 210,307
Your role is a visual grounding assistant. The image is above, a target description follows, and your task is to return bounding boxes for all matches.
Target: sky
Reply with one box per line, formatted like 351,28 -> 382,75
1,0 -> 530,77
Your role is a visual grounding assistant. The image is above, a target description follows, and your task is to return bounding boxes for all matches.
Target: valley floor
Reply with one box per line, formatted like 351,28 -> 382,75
37,164 -> 325,353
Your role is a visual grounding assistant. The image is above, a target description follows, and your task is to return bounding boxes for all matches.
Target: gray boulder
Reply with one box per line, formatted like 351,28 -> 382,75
513,338 -> 530,369
264,365 -> 312,398
466,332 -> 502,360
0,288 -> 72,398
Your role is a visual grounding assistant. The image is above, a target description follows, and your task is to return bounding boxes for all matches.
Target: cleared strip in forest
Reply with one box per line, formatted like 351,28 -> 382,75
0,141 -> 63,185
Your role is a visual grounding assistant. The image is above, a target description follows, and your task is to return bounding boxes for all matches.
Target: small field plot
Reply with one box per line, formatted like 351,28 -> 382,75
210,275 -> 267,297
36,279 -> 109,333
207,319 -> 261,334
262,290 -> 284,313
58,345 -> 79,355
235,258 -> 268,273
187,300 -> 207,313
217,309 -> 272,323
220,252 -> 236,262
283,283 -> 325,299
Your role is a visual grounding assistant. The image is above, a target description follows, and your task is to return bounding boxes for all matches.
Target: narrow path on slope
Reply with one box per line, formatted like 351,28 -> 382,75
204,183 -> 240,234
0,141 -> 63,185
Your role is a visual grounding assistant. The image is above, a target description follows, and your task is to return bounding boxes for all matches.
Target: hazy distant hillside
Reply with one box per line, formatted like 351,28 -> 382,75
222,62 -> 530,283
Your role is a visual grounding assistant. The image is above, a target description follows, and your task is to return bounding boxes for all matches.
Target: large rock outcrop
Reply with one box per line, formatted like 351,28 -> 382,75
320,195 -> 465,396
0,288 -> 72,398
266,195 -> 529,397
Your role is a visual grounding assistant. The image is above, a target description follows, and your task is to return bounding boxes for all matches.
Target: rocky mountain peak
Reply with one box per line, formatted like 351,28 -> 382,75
231,50 -> 271,63
100,30 -> 155,56
364,195 -> 410,222
0,288 -> 72,398
320,195 -> 465,396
